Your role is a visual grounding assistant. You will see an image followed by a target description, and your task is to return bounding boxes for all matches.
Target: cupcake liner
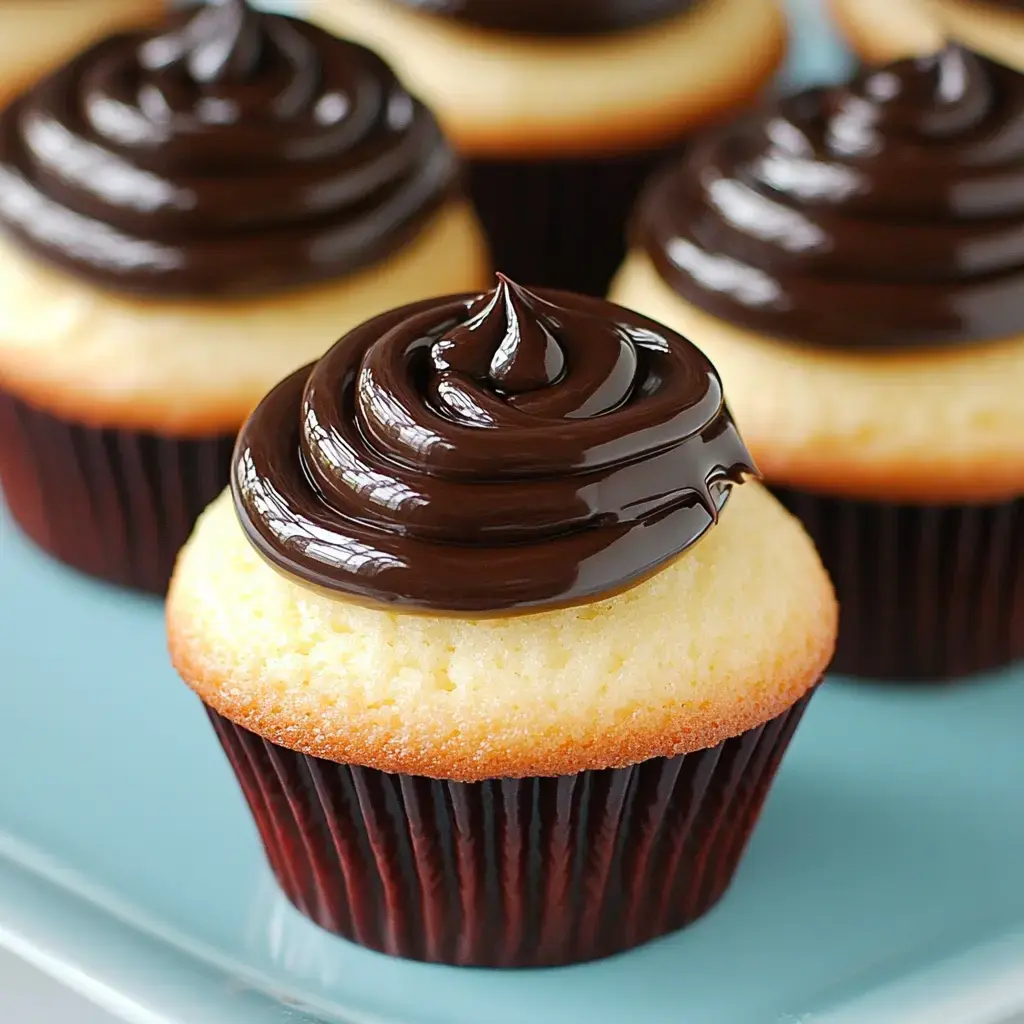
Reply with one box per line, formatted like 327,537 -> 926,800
0,389 -> 234,594
467,143 -> 682,298
775,488 -> 1024,681
207,691 -> 813,968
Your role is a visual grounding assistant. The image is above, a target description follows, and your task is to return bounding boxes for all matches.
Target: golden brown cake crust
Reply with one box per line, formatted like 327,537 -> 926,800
310,0 -> 787,157
167,484 -> 836,781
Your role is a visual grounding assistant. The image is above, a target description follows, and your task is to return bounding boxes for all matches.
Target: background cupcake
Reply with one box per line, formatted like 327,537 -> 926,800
308,0 -> 787,297
0,0 -> 164,106
167,279 -> 836,967
612,46 -> 1024,680
0,0 -> 488,594
831,0 -> 1024,69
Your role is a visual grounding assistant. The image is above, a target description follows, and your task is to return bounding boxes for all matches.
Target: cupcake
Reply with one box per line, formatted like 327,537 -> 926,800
0,0 -> 488,594
167,277 -> 836,967
308,0 -> 787,297
831,0 -> 1024,70
611,47 -> 1024,680
0,0 -> 163,106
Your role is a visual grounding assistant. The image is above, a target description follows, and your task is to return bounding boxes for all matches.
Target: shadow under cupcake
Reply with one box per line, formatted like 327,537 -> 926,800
0,0 -> 489,594
167,277 -> 836,967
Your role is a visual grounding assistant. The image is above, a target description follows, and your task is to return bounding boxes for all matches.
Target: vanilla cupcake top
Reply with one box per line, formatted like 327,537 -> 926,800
233,276 -> 755,614
385,0 -> 699,34
0,0 -> 456,296
634,46 -> 1024,349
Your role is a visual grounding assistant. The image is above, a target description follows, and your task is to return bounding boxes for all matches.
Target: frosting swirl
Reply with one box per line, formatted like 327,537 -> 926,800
386,0 -> 698,35
232,277 -> 754,614
0,0 -> 456,296
635,47 -> 1024,349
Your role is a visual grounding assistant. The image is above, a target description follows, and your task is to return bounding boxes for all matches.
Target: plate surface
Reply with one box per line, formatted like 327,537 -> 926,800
3,512 -> 1024,1024
2,4 -> 1024,1023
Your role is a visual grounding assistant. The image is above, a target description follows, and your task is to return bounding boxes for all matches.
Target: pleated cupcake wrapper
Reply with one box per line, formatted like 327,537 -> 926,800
208,692 -> 812,968
776,488 -> 1024,681
467,143 -> 682,298
0,389 -> 235,594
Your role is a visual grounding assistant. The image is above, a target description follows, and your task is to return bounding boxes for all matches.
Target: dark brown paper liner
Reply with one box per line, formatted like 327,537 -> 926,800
467,143 -> 682,298
207,692 -> 813,967
775,488 -> 1024,681
0,389 -> 234,594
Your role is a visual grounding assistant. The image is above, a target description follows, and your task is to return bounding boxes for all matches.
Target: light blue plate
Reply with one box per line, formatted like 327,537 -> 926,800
3,500 -> 1024,1024
2,4 -> 1024,1022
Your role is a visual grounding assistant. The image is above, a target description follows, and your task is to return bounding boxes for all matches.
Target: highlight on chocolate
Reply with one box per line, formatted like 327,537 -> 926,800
0,0 -> 456,295
232,275 -> 756,613
634,45 -> 1024,349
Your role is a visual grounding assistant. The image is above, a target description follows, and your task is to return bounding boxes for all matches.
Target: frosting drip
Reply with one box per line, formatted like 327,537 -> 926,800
0,0 -> 456,296
635,47 -> 1024,349
385,0 -> 699,35
233,277 -> 754,614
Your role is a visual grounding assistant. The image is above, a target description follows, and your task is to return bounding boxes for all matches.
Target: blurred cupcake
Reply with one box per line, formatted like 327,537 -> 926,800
167,277 -> 836,967
831,0 -> 1024,70
611,47 -> 1024,680
0,0 -> 488,593
309,0 -> 787,297
0,0 -> 164,106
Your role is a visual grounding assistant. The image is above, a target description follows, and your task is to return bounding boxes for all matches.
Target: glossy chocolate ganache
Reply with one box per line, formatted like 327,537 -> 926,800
387,0 -> 700,35
0,0 -> 455,296
233,277 -> 754,614
635,47 -> 1024,349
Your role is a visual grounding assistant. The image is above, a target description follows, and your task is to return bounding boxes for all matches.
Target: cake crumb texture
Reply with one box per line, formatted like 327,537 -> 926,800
611,253 -> 1024,503
310,0 -> 786,156
168,482 -> 836,781
0,202 -> 489,434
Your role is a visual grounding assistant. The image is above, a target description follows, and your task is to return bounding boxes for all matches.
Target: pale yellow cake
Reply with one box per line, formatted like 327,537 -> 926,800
0,0 -> 163,105
830,0 -> 1024,71
0,203 -> 489,435
167,482 -> 837,782
306,0 -> 787,157
611,252 -> 1024,504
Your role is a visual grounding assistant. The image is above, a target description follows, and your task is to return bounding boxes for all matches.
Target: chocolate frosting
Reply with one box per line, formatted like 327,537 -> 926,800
232,277 -> 754,615
387,0 -> 698,35
0,0 -> 456,297
635,47 -> 1024,349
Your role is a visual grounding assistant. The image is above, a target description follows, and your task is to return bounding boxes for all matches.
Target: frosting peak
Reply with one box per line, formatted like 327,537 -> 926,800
431,276 -> 568,400
429,276 -> 642,423
829,48 -> 992,143
635,46 -> 1024,349
0,0 -> 456,296
233,281 -> 755,614
141,0 -> 265,86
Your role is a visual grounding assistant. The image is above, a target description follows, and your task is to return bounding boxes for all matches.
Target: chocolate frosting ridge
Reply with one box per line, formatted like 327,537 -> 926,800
0,0 -> 456,296
232,277 -> 754,614
635,46 -> 1024,349
386,0 -> 698,35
